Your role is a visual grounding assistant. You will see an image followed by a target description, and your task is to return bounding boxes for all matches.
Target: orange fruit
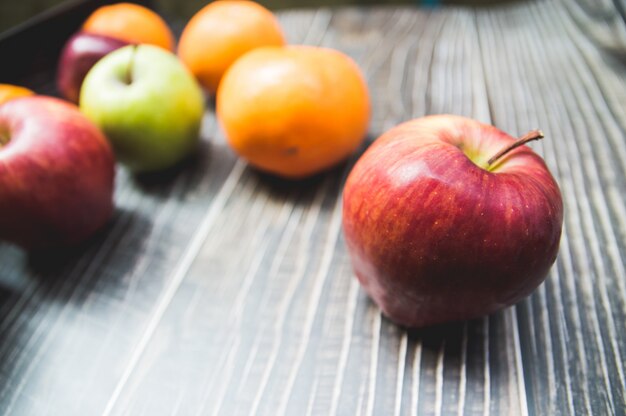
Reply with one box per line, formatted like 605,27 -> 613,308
217,45 -> 370,179
178,0 -> 285,94
83,3 -> 174,51
0,84 -> 34,106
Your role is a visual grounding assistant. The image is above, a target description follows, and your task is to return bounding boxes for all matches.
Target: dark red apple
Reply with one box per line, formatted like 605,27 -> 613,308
0,96 -> 115,250
57,31 -> 128,103
342,115 -> 563,328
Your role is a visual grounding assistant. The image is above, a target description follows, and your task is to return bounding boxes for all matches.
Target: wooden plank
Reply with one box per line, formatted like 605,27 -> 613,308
0,1 -> 624,415
105,6 -> 524,416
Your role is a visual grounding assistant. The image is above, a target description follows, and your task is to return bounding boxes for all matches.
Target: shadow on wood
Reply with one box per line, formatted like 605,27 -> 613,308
130,138 -> 214,198
248,133 -> 377,207
25,207 -> 152,304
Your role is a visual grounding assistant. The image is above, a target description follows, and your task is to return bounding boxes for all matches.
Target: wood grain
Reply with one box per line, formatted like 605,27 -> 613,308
0,1 -> 624,415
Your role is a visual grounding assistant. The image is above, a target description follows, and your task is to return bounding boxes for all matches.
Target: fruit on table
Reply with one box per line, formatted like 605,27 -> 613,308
0,96 -> 115,250
342,115 -> 563,328
57,32 -> 129,103
80,45 -> 205,173
82,2 -> 174,51
0,84 -> 33,105
178,0 -> 285,94
217,45 -> 370,179
56,3 -> 174,102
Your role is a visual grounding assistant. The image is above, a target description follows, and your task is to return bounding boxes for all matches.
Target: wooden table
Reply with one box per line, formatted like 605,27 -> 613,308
0,1 -> 624,414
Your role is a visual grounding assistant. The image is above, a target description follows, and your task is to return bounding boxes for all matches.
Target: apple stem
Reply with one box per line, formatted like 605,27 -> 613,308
487,130 -> 544,167
124,45 -> 138,85
0,128 -> 9,148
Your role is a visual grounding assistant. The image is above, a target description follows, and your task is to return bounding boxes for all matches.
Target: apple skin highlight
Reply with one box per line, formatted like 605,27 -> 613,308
0,96 -> 115,250
342,115 -> 564,328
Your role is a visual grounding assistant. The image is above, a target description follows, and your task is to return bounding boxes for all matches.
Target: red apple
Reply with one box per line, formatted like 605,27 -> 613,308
0,96 -> 115,250
57,31 -> 128,103
342,115 -> 563,328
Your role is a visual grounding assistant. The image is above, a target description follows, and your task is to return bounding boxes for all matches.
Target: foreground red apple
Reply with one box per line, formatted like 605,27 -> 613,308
342,115 -> 563,328
0,96 -> 115,250
57,31 -> 128,103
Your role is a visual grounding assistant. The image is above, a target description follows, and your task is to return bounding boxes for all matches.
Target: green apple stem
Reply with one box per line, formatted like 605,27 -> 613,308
124,45 -> 138,85
487,129 -> 544,168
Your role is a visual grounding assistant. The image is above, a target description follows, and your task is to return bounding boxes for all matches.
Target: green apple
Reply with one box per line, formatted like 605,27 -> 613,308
80,44 -> 204,172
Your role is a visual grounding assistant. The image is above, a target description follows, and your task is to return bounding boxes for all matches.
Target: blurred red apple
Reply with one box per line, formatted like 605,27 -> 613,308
0,96 -> 115,250
342,115 -> 563,328
57,31 -> 128,103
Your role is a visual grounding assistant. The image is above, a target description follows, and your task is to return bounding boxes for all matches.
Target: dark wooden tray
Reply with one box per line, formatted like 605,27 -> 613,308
0,1 -> 624,415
